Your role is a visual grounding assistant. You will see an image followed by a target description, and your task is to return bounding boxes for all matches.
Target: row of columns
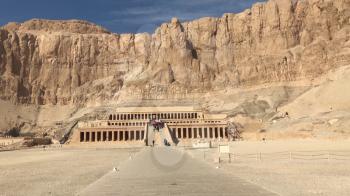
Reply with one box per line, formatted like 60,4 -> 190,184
108,122 -> 147,126
109,112 -> 199,120
80,130 -> 145,142
172,127 -> 228,139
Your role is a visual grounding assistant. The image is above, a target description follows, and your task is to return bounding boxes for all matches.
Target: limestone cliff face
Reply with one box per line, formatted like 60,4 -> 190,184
0,0 -> 349,106
147,0 -> 350,87
0,20 -> 151,105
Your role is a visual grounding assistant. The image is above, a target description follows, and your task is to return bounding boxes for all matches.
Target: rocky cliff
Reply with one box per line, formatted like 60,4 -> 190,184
1,0 -> 350,140
0,0 -> 349,106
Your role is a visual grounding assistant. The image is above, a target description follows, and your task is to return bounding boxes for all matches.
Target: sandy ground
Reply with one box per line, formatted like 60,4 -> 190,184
79,147 -> 275,196
0,147 -> 139,196
1,140 -> 350,196
189,139 -> 350,196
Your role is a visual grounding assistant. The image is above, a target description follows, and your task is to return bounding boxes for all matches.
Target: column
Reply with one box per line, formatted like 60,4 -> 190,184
85,132 -> 88,142
219,127 -> 223,138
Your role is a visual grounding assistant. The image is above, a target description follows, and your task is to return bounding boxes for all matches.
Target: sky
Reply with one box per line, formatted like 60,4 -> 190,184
0,0 -> 264,34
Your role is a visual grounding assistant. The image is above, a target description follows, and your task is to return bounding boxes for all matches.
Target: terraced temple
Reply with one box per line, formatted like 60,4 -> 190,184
73,107 -> 229,146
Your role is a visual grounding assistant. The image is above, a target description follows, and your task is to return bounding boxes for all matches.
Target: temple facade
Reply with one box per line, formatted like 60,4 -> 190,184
75,106 -> 229,146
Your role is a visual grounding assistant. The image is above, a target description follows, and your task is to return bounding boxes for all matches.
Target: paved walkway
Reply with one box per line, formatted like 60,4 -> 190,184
78,147 -> 276,196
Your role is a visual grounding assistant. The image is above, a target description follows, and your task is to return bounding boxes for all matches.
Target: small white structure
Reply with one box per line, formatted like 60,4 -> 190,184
219,144 -> 230,154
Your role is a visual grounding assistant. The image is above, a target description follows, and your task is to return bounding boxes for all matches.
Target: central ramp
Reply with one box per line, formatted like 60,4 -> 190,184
78,148 -> 276,196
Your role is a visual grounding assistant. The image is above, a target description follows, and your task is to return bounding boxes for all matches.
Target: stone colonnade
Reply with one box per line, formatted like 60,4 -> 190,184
109,112 -> 198,120
80,130 -> 145,142
171,126 -> 228,139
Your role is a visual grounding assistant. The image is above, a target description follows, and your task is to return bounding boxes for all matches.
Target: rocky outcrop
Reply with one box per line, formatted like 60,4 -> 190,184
0,21 -> 151,105
2,19 -> 111,34
0,0 -> 349,106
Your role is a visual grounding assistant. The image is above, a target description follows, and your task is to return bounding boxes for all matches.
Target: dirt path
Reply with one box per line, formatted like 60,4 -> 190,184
78,147 -> 276,196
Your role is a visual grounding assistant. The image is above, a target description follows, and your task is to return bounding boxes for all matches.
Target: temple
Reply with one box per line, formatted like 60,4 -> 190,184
73,106 -> 229,146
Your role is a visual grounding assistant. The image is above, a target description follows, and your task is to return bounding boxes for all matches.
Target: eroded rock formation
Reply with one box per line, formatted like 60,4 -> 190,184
0,0 -> 349,106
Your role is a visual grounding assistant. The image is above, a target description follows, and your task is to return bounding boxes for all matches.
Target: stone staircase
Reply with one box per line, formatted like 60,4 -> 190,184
146,123 -> 155,146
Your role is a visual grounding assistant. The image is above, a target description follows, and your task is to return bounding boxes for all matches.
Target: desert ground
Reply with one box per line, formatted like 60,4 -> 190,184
0,147 -> 139,196
189,139 -> 350,196
1,140 -> 350,196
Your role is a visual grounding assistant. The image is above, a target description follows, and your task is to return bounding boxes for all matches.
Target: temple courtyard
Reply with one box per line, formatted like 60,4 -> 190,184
0,140 -> 350,196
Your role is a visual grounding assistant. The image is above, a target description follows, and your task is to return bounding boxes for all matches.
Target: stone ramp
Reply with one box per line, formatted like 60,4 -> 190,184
146,123 -> 154,146
160,123 -> 176,146
78,147 -> 276,196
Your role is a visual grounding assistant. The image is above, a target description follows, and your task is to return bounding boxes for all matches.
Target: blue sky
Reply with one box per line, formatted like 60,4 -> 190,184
0,0 -> 264,33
